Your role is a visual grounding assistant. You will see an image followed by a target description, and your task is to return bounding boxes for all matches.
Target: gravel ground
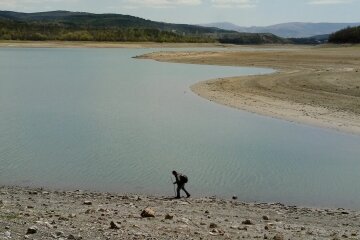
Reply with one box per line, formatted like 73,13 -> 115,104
1,186 -> 359,240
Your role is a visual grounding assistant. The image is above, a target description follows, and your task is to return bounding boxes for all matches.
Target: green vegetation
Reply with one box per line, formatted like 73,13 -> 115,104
0,19 -> 213,42
218,33 -> 289,44
289,34 -> 329,45
0,11 -> 226,42
328,26 -> 360,43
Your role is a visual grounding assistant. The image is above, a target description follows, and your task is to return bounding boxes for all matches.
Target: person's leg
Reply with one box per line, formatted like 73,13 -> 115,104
181,184 -> 191,198
176,184 -> 182,198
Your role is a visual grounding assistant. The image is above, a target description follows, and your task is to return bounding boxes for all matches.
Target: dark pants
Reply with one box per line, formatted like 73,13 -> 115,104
176,182 -> 190,198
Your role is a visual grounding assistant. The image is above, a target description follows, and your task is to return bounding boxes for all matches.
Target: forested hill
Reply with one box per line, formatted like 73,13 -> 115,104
328,26 -> 360,44
0,11 -> 227,35
0,10 -> 229,42
0,10 -> 288,44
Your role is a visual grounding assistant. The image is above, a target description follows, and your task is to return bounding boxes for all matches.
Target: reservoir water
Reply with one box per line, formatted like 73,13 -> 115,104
1,48 -> 360,209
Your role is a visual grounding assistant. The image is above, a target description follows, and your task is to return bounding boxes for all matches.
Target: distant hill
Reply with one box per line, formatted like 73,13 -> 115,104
329,26 -> 360,43
0,10 -> 228,36
0,10 -> 235,42
0,11 -> 290,44
201,22 -> 360,38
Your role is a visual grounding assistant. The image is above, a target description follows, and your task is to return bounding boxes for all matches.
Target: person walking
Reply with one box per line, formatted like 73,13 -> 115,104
172,170 -> 190,199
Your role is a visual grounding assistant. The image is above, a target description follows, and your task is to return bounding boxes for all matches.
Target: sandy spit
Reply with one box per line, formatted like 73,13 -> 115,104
137,45 -> 360,135
1,186 -> 359,240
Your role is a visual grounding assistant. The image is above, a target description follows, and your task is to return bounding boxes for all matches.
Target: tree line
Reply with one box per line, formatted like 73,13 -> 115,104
328,26 -> 360,44
0,20 -> 215,43
218,33 -> 288,45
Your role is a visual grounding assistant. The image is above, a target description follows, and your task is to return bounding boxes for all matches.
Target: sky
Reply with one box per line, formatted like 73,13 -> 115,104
0,0 -> 359,26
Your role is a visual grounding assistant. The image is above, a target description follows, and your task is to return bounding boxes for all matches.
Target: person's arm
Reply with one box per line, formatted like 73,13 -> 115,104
173,175 -> 180,184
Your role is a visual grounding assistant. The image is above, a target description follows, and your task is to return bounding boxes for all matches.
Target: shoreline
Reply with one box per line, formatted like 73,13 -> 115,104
137,46 -> 360,136
1,185 -> 359,239
0,40 -> 229,49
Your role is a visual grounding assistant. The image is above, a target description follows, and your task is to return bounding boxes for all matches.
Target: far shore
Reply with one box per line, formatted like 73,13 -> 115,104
137,45 -> 360,135
0,40 -> 230,49
0,40 -> 314,49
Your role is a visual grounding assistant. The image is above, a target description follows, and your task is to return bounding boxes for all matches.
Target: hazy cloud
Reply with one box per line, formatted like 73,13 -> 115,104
0,0 -> 77,9
308,0 -> 353,4
0,0 -> 16,7
211,0 -> 257,8
123,0 -> 202,8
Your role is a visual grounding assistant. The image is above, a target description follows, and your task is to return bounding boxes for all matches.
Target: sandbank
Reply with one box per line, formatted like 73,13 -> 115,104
138,45 -> 360,135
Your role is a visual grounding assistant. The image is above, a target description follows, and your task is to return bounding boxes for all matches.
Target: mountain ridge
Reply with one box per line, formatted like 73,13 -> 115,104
201,21 -> 360,38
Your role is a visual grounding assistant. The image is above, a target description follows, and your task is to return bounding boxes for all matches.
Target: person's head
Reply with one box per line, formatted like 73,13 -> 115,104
172,170 -> 177,176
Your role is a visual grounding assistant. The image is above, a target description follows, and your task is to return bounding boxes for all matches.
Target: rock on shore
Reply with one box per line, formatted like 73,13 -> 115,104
0,186 -> 359,239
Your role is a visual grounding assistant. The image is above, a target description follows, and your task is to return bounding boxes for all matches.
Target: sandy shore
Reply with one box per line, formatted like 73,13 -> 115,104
1,186 -> 359,240
138,45 -> 360,135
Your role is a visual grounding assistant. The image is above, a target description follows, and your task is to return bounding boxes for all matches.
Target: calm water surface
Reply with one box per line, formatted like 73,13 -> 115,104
1,48 -> 360,209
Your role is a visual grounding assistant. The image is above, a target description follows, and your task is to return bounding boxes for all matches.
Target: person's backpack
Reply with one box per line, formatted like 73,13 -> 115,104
180,174 -> 188,183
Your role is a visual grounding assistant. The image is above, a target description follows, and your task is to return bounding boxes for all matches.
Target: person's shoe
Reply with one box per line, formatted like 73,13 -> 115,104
186,194 -> 191,198
175,196 -> 181,199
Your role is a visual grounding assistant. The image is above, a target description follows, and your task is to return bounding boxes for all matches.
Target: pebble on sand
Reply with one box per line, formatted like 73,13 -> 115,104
273,233 -> 284,240
242,219 -> 254,225
141,208 -> 155,218
83,201 -> 92,205
110,221 -> 121,229
209,223 -> 217,228
26,226 -> 38,234
165,213 -> 174,220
